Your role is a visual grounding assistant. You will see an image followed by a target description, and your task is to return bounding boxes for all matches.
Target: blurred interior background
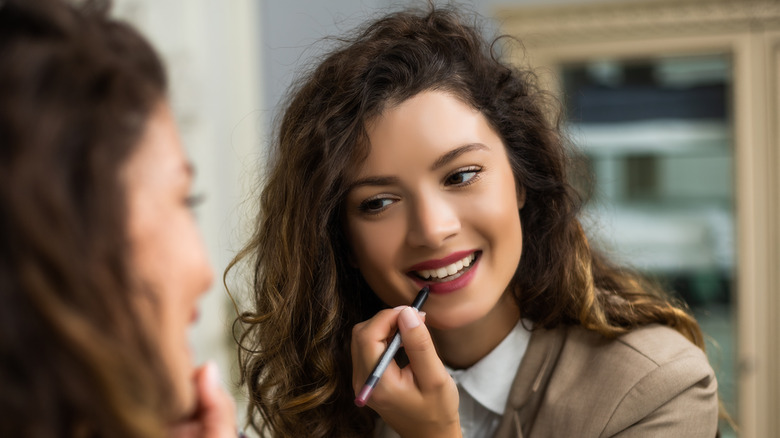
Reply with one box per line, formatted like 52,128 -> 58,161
111,0 -> 779,436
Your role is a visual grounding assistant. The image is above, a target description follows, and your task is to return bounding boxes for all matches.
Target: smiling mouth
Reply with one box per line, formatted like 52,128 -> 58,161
412,252 -> 479,283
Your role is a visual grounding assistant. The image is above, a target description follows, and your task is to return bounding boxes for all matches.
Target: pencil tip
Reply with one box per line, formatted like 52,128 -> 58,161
355,384 -> 372,407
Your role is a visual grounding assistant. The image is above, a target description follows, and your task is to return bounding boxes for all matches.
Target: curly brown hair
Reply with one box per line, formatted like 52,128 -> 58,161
0,0 -> 172,436
229,5 -> 706,437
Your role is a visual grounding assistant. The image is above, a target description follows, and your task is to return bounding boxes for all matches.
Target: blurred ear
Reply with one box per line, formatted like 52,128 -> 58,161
517,185 -> 526,210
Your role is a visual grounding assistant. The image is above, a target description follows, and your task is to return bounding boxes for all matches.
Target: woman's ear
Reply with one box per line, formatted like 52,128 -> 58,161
517,185 -> 526,210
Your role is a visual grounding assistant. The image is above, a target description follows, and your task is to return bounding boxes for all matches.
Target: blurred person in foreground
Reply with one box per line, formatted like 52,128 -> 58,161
0,0 -> 239,436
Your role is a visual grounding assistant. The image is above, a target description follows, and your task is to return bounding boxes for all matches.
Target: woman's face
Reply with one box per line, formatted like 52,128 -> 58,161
124,102 -> 213,416
344,91 -> 523,333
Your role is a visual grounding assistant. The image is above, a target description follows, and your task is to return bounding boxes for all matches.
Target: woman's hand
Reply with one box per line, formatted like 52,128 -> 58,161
352,306 -> 461,438
169,362 -> 239,438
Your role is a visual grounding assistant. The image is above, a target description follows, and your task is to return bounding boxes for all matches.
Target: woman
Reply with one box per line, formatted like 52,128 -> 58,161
0,0 -> 237,436
232,6 -> 720,438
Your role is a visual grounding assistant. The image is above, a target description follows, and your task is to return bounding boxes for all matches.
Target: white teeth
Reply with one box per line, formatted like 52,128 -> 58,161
417,253 -> 476,280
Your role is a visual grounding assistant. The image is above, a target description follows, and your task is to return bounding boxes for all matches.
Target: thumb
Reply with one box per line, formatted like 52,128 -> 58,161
396,307 -> 449,391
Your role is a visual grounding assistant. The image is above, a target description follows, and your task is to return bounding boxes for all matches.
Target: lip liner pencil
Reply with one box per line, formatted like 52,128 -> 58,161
354,286 -> 430,407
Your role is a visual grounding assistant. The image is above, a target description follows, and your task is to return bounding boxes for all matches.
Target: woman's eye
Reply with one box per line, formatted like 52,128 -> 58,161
445,167 -> 481,186
358,197 -> 394,214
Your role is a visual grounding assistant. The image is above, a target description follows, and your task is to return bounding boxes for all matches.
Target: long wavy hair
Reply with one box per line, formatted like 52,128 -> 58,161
0,0 -> 172,436
230,6 -> 707,437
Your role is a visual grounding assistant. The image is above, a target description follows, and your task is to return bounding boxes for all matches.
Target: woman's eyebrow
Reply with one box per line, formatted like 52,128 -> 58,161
346,175 -> 400,192
346,143 -> 488,193
431,143 -> 488,171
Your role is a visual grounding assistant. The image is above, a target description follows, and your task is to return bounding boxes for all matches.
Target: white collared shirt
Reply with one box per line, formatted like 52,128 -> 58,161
375,320 -> 531,438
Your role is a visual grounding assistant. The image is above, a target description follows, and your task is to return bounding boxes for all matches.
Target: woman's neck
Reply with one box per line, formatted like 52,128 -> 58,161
429,292 -> 520,369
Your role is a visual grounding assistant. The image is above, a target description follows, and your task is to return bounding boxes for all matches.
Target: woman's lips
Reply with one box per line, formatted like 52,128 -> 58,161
408,251 -> 481,295
413,252 -> 476,280
407,249 -> 477,271
190,309 -> 199,324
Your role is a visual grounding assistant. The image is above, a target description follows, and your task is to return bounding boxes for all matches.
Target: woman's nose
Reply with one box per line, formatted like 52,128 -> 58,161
194,238 -> 214,296
405,194 -> 461,248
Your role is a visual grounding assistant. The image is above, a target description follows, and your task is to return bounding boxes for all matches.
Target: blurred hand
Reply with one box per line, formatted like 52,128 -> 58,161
169,362 -> 238,438
352,306 -> 461,438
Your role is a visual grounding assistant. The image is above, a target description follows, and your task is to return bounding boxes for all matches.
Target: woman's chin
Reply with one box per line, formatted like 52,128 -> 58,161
169,364 -> 199,420
174,381 -> 199,420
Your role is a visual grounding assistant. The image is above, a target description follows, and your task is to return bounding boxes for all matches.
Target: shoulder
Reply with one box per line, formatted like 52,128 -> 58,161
599,325 -> 718,436
551,324 -> 716,397
528,324 -> 719,437
565,323 -> 711,371
560,323 -> 718,403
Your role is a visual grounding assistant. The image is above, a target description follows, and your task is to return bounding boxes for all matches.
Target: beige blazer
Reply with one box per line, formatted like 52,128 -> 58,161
494,324 -> 719,438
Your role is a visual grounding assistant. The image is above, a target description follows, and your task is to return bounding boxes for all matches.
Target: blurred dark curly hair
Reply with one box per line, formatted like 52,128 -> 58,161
0,0 -> 172,436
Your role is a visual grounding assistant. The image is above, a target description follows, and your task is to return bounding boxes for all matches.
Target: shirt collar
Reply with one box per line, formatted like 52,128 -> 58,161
445,320 -> 532,415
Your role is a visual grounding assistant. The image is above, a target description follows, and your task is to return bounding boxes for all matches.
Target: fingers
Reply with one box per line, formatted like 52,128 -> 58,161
168,362 -> 242,438
192,362 -> 238,438
351,306 -> 449,399
351,307 -> 461,438
396,307 -> 451,392
351,307 -> 405,392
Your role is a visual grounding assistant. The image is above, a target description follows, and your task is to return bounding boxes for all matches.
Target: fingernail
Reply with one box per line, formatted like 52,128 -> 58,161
205,361 -> 221,388
399,306 -> 421,329
418,311 -> 426,318
393,305 -> 406,311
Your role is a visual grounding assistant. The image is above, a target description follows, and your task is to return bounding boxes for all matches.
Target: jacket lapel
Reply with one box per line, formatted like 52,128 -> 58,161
493,326 -> 568,438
